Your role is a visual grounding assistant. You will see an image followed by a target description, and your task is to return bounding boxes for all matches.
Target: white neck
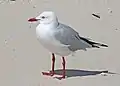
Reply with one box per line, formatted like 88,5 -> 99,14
40,20 -> 59,29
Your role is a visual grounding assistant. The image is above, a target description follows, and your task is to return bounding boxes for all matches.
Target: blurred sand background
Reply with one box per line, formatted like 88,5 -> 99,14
0,0 -> 120,86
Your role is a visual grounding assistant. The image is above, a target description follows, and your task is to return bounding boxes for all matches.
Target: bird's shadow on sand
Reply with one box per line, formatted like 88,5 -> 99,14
54,69 -> 115,78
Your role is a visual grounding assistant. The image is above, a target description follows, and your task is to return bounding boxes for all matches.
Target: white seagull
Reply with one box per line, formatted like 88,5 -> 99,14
28,11 -> 108,79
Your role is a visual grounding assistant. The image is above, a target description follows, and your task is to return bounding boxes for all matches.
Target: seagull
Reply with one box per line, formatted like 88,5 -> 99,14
28,11 -> 108,79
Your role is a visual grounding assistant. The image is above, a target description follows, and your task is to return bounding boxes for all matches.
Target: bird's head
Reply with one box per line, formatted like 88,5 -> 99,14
28,11 -> 58,24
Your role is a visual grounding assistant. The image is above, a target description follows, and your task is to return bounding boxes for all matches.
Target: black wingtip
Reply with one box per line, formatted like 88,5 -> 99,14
101,44 -> 108,47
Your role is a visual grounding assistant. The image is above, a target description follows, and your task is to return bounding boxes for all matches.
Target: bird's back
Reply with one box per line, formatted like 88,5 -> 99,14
54,23 -> 92,51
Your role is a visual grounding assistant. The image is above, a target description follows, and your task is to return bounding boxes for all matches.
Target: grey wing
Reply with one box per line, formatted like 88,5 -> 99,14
54,23 -> 92,51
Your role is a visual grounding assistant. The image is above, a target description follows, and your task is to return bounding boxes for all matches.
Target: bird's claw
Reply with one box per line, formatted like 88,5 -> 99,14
42,71 -> 54,76
54,76 -> 66,80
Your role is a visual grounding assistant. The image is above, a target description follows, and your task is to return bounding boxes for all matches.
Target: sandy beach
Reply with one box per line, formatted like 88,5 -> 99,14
0,0 -> 120,86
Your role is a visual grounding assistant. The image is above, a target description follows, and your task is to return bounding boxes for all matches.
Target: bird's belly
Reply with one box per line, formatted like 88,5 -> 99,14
37,37 -> 71,56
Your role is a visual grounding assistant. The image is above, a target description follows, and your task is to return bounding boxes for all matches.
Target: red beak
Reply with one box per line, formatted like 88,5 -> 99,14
28,18 -> 38,22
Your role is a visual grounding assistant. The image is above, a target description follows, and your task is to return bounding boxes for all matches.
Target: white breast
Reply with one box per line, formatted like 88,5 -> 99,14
36,24 -> 72,56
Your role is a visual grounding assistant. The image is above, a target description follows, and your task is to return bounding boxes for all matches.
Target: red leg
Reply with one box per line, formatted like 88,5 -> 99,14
55,57 -> 66,80
62,57 -> 66,78
50,53 -> 55,75
42,53 -> 55,76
